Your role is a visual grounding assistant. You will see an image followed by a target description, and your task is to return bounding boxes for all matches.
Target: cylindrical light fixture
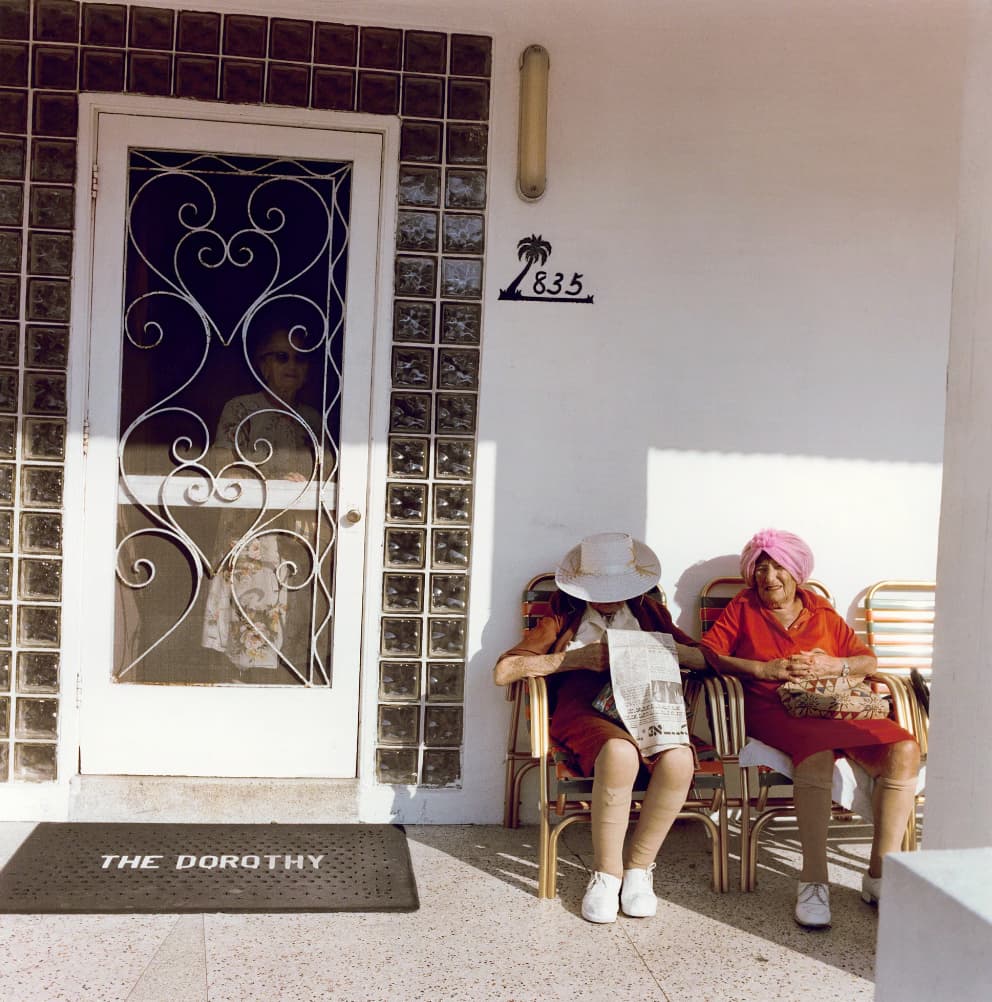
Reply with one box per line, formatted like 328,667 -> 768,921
517,44 -> 550,200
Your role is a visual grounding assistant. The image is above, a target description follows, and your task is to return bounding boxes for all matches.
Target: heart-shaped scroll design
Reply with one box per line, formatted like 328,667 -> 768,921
129,169 -> 333,348
207,462 -> 313,574
115,152 -> 346,683
114,526 -> 204,679
118,410 -> 230,579
176,227 -> 280,348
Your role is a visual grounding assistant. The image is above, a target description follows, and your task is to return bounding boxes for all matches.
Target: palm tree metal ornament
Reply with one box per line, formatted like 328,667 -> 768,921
498,234 -> 594,303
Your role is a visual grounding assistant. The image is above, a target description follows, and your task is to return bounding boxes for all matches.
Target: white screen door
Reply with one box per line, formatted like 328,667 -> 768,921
78,112 -> 382,777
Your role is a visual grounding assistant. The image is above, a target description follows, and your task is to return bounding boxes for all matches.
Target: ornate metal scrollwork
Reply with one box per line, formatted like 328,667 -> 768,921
114,150 -> 351,686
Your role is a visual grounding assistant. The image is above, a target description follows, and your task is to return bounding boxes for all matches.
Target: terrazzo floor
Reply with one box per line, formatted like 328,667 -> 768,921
0,817 -> 881,1001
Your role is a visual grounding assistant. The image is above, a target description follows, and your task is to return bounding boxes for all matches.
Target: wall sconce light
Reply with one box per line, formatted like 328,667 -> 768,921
517,44 -> 550,200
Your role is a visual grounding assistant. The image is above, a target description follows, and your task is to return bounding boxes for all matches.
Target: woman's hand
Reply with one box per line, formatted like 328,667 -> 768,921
493,642 -> 609,686
756,658 -> 799,682
786,648 -> 844,680
561,642 -> 610,674
742,649 -> 872,686
755,655 -> 833,682
705,646 -> 873,685
676,643 -> 707,670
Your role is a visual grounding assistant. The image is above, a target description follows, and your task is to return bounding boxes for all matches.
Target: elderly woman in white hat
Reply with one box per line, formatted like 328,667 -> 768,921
495,532 -> 706,923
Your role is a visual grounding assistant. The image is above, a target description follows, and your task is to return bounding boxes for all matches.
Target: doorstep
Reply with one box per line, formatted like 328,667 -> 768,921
69,776 -> 361,823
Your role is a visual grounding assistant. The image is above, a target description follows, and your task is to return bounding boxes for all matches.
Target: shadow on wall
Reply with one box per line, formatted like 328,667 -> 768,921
484,400 -> 655,644
672,554 -> 741,637
847,586 -> 870,644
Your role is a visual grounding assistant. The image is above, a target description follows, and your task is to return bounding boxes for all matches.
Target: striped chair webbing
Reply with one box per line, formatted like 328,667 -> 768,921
864,581 -> 935,676
700,595 -> 737,634
699,577 -> 747,635
522,573 -> 558,631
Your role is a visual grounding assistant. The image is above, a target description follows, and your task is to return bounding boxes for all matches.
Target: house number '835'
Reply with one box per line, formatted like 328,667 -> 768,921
533,271 -> 584,297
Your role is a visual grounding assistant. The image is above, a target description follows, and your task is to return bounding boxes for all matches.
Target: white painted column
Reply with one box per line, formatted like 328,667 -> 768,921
925,0 -> 992,851
877,9 -> 991,999
929,0 -> 992,853
876,850 -> 992,1002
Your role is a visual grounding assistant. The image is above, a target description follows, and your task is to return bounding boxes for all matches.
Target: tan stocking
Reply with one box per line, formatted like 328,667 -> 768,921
869,775 -> 918,876
625,745 -> 695,870
590,739 -> 639,878
793,751 -> 835,883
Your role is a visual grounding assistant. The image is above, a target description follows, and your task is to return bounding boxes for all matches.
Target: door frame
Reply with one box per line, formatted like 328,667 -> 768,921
63,96 -> 398,793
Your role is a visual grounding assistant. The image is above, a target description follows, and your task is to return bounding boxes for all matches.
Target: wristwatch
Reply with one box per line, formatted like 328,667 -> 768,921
841,661 -> 851,677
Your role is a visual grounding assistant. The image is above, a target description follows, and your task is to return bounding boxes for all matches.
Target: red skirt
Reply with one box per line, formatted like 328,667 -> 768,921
745,680 -> 916,764
549,670 -> 652,775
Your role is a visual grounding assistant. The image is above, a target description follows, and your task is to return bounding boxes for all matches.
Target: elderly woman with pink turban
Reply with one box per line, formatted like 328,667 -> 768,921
700,529 -> 920,929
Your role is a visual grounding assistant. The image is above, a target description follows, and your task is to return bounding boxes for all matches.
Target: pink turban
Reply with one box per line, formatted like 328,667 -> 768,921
740,529 -> 814,587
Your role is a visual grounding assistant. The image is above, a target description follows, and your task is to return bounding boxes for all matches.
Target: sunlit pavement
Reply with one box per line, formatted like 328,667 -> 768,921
0,818 -> 880,1001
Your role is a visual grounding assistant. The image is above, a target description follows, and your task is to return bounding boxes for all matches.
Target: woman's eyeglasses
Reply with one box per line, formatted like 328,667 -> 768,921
261,350 -> 306,365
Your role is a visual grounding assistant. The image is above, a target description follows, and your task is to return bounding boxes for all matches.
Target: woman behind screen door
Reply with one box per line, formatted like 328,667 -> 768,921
202,327 -> 323,682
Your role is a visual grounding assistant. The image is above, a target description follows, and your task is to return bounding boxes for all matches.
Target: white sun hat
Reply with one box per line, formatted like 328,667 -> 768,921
554,532 -> 661,603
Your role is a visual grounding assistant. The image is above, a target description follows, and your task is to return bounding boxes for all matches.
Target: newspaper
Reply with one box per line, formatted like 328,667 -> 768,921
605,629 -> 689,757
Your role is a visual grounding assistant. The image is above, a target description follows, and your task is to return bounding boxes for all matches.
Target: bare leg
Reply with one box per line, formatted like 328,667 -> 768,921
793,750 -> 835,883
847,740 -> 921,878
590,738 -> 640,878
625,745 -> 695,869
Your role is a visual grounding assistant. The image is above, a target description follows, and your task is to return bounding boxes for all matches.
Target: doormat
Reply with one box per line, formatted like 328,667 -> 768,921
0,823 -> 419,914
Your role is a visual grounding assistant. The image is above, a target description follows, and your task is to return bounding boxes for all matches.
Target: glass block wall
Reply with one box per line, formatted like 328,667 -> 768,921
0,0 -> 491,787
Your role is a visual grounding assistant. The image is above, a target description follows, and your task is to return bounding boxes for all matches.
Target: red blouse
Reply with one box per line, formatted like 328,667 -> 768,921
699,586 -> 912,763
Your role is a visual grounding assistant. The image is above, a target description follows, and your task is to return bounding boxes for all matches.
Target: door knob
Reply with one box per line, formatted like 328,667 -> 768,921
344,509 -> 362,524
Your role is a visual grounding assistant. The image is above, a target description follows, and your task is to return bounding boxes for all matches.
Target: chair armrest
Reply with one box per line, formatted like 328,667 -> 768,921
873,671 -> 928,755
871,671 -> 910,724
703,674 -> 747,758
526,675 -> 552,760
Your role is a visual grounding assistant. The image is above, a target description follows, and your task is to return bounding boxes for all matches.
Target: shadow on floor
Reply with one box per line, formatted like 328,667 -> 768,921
406,815 -> 881,981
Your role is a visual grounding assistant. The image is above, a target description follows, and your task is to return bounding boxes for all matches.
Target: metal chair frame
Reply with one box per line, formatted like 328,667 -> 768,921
699,576 -> 916,889
501,572 -> 730,897
864,579 -> 935,849
528,673 -> 729,898
502,573 -> 561,829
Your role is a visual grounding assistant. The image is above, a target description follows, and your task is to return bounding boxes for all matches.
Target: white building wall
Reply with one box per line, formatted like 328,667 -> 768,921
460,0 -> 966,822
0,0 -> 966,821
309,0 -> 967,821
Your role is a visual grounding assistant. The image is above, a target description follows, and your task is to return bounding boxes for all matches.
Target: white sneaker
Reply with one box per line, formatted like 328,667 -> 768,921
795,881 -> 831,928
861,872 -> 882,905
581,871 -> 621,923
620,864 -> 658,918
